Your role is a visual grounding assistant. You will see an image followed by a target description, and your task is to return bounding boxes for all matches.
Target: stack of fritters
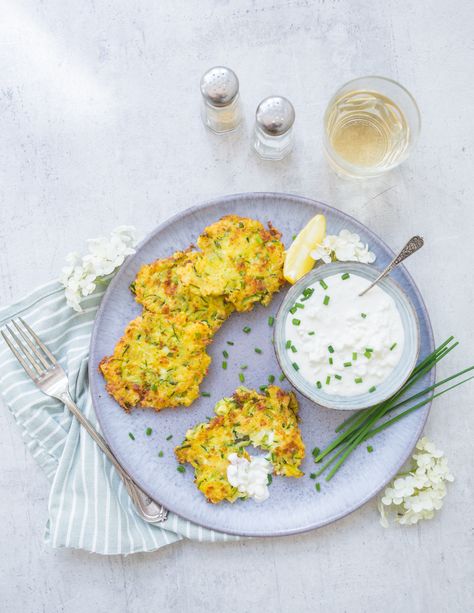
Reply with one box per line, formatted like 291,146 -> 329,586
99,216 -> 285,411
175,386 -> 305,504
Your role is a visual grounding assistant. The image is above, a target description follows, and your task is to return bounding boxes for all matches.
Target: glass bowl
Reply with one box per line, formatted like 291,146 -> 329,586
274,262 -> 420,410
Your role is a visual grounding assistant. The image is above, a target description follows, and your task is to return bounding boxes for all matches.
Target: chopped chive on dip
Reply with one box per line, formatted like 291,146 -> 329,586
308,331 -> 315,336
227,340 -> 234,346
361,313 -> 367,318
369,386 -> 377,393
254,347 -> 263,354
301,287 -> 314,301
323,295 -> 330,305
237,373 -> 244,383
292,318 -> 301,326
390,342 -> 398,351
158,451 -> 164,457
326,376 -> 331,385
320,280 -> 328,290
166,434 -> 173,441
240,365 -> 248,370
223,350 -> 229,358
259,385 -> 267,392
267,474 -> 273,485
146,427 -> 152,436
312,447 -> 320,458
328,357 -> 333,365
289,306 -> 297,314
128,432 -> 135,441
279,373 -> 286,381
295,302 -> 304,309
315,483 -> 321,492
268,316 -> 275,327
328,345 -> 334,353
367,445 -> 374,453
285,340 -> 292,349
201,391 -> 211,397
222,361 -> 227,370
341,272 -> 350,280
268,374 -> 275,384
243,326 -> 251,334
310,473 -> 317,479
290,345 -> 297,353
316,380 -> 322,389
292,362 -> 299,371
335,374 -> 342,380
352,352 -> 358,361
343,362 -> 352,368
364,350 -> 372,359
177,465 -> 185,473
355,377 -> 363,384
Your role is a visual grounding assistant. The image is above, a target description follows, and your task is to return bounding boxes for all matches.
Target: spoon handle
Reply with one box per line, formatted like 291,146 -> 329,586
359,235 -> 424,297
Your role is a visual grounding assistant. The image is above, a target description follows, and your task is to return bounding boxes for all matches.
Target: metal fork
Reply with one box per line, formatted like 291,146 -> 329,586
1,317 -> 168,524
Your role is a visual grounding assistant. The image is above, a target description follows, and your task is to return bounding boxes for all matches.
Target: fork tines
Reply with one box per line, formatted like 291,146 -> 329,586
1,318 -> 57,380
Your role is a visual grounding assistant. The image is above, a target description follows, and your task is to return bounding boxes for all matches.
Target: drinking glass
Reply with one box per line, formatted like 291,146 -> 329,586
323,76 -> 421,178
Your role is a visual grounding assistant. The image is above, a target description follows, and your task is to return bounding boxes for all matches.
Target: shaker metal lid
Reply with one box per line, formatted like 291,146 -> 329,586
200,66 -> 239,107
256,96 -> 295,135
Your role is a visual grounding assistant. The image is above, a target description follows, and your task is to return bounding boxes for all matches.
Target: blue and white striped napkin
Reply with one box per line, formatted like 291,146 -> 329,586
0,281 -> 238,554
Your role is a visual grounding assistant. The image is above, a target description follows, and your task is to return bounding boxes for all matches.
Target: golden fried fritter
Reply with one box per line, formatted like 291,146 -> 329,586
99,311 -> 212,411
133,250 -> 233,333
101,215 -> 286,412
175,386 -> 305,504
178,215 -> 286,312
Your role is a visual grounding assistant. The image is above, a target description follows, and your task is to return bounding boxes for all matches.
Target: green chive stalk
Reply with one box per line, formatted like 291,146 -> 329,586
313,338 -> 473,481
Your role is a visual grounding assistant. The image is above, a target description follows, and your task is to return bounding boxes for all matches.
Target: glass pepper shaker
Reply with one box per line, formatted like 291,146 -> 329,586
200,66 -> 242,133
253,96 -> 295,160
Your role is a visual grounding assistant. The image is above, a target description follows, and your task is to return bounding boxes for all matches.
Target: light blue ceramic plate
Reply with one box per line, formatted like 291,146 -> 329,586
89,193 -> 434,537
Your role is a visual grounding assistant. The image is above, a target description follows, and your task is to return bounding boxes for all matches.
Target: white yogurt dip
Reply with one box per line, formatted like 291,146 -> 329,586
284,273 -> 404,396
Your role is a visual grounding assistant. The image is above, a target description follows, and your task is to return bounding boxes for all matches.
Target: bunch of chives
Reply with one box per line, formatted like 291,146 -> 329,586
313,337 -> 474,481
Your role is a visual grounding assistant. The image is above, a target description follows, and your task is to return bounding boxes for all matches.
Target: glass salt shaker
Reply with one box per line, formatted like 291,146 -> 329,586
253,96 -> 295,160
200,66 -> 242,133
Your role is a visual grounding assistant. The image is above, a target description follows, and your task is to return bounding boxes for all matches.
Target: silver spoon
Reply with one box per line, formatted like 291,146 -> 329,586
359,235 -> 424,297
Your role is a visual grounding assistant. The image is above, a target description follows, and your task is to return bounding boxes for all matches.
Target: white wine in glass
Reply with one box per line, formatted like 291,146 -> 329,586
323,77 -> 420,178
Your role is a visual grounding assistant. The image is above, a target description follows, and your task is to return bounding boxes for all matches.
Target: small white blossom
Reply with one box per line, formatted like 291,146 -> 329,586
311,229 -> 376,265
378,436 -> 453,527
61,226 -> 137,312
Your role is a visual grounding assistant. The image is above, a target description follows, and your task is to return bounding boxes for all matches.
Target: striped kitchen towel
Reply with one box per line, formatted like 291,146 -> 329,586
0,280 -> 238,554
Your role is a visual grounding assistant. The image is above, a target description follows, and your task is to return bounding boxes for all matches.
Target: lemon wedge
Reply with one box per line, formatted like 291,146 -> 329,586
283,214 -> 326,283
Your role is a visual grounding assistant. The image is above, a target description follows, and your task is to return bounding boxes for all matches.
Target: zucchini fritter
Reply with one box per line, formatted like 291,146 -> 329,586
99,311 -> 212,411
101,215 -> 286,412
175,386 -> 305,503
178,215 -> 286,312
133,250 -> 233,333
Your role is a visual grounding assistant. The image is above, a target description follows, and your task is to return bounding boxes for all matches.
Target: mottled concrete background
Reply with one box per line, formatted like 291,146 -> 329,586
0,1 -> 473,612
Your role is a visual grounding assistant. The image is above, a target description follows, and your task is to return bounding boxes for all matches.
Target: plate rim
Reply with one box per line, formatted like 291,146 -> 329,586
89,192 -> 434,537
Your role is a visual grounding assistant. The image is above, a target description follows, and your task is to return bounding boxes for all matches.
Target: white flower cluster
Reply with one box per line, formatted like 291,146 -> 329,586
60,226 -> 137,312
378,437 -> 454,527
227,453 -> 273,503
311,229 -> 376,264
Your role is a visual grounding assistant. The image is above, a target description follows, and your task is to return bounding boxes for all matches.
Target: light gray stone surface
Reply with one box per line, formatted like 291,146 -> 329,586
0,1 -> 472,611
